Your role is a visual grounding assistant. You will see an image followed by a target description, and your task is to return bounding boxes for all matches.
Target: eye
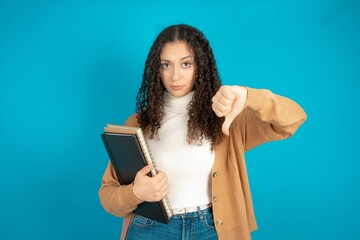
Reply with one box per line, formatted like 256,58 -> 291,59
161,63 -> 170,69
182,62 -> 192,68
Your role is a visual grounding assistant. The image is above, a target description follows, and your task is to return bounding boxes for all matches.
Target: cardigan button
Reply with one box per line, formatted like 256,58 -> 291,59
212,196 -> 217,202
216,220 -> 223,226
212,172 -> 218,178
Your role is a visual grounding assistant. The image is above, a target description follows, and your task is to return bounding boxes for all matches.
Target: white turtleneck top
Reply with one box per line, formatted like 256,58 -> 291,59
147,91 -> 215,209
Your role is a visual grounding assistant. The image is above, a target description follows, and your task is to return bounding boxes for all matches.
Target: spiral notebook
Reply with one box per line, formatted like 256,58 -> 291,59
101,124 -> 173,224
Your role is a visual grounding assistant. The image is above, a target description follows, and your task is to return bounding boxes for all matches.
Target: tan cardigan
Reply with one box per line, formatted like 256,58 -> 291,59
98,87 -> 307,240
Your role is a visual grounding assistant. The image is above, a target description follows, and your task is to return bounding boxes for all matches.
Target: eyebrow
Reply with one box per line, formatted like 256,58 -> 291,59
160,55 -> 192,62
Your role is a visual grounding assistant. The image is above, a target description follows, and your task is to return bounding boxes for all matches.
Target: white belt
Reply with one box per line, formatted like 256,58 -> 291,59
172,203 -> 212,214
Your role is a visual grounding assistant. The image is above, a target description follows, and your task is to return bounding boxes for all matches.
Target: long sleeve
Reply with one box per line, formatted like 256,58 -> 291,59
98,162 -> 142,217
98,114 -> 142,217
233,87 -> 307,151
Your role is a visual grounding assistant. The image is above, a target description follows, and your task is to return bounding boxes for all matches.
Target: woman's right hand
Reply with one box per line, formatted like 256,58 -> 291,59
132,163 -> 169,202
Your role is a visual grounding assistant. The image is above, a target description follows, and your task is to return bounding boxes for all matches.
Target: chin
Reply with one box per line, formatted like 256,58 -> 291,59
170,91 -> 188,98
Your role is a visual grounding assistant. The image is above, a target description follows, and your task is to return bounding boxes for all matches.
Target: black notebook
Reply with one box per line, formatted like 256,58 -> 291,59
101,124 -> 173,224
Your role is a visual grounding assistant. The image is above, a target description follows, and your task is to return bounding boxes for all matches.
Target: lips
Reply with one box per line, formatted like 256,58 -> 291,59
171,85 -> 183,90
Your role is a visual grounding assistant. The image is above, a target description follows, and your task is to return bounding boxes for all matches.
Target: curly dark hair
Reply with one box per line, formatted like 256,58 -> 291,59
136,24 -> 224,148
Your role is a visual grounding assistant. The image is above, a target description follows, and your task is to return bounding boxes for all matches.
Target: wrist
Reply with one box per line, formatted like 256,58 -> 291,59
131,182 -> 144,203
233,85 -> 248,104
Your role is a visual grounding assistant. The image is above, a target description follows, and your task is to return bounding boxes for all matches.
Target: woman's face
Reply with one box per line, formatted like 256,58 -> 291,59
160,41 -> 195,97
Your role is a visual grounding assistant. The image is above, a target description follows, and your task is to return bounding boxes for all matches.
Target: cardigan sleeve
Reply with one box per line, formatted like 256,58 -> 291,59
98,114 -> 142,217
233,87 -> 307,151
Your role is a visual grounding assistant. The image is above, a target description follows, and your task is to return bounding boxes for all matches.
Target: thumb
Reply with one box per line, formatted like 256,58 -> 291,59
222,88 -> 247,135
137,163 -> 153,176
222,115 -> 236,136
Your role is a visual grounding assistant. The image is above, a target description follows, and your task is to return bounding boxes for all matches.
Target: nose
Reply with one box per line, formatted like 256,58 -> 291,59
172,65 -> 181,82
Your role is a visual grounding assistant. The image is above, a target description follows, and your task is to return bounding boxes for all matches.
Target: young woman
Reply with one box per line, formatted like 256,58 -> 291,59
99,24 -> 307,240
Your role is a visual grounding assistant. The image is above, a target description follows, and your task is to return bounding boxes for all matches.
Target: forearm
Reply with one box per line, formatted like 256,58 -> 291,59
244,87 -> 307,132
98,161 -> 142,217
235,87 -> 307,150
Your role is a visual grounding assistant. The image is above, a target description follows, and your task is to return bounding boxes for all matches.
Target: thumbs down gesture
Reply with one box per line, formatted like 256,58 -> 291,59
212,86 -> 248,135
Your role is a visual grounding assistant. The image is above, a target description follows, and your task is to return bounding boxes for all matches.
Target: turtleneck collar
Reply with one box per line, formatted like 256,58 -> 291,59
164,91 -> 195,114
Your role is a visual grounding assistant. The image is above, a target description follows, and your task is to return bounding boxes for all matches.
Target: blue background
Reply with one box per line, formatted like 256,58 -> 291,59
1,0 -> 359,239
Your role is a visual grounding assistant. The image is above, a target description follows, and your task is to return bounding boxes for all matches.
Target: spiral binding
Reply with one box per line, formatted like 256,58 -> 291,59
135,128 -> 174,218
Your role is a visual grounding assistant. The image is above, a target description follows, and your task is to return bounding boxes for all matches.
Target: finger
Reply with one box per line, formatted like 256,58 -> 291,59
150,179 -> 168,201
212,100 -> 232,113
221,97 -> 244,135
212,94 -> 233,107
155,170 -> 167,180
222,98 -> 242,135
219,87 -> 236,101
220,92 -> 235,103
212,105 -> 224,117
222,115 -> 235,136
153,186 -> 169,202
137,163 -> 154,176
155,176 -> 168,189
157,183 -> 169,199
160,185 -> 169,198
158,179 -> 169,192
212,103 -> 232,117
213,107 -> 231,118
212,96 -> 233,111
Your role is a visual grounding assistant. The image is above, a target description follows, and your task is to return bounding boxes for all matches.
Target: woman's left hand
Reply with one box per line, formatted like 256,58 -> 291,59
212,86 -> 248,135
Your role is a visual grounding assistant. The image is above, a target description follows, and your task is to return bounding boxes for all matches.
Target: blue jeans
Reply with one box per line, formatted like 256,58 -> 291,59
126,207 -> 218,240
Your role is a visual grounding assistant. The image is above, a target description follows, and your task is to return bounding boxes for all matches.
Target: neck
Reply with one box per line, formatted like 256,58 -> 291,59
164,91 -> 194,114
